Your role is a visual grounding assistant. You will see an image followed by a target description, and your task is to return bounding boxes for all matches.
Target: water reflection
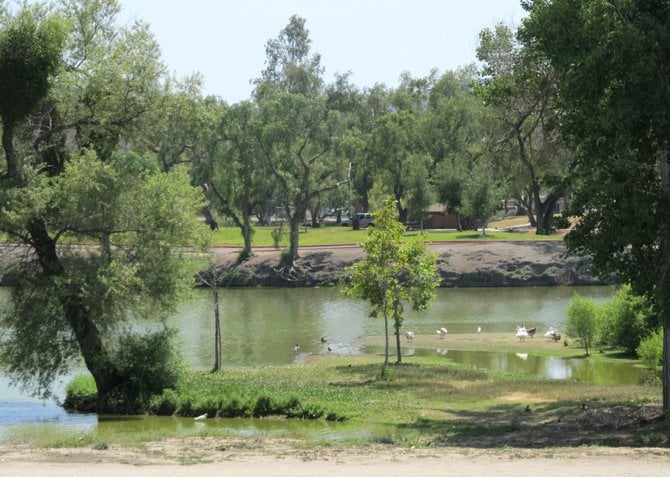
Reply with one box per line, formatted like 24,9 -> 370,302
166,285 -> 615,369
403,347 -> 646,384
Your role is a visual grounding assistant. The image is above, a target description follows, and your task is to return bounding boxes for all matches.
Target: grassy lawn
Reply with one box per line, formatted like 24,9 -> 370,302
209,223 -> 562,247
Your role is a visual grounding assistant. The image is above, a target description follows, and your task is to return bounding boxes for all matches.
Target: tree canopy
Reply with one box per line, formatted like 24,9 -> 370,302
0,1 -> 208,409
521,0 -> 670,412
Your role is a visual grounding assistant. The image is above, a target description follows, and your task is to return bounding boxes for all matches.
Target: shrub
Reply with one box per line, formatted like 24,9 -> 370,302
101,327 -> 186,413
63,374 -> 97,411
637,329 -> 663,369
598,285 -> 656,354
253,395 -> 276,417
566,293 -> 600,355
552,213 -> 571,230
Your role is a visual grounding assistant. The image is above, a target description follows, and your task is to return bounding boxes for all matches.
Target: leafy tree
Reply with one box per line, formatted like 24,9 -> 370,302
0,5 -> 67,181
0,3 -> 208,410
522,0 -> 670,412
253,17 -> 348,265
460,160 -> 499,237
256,14 -> 323,97
566,294 -> 600,356
344,198 -> 439,369
199,100 -> 274,260
367,74 -> 435,222
427,68 -> 494,231
404,153 -> 434,231
476,22 -> 573,234
638,329 -> 663,371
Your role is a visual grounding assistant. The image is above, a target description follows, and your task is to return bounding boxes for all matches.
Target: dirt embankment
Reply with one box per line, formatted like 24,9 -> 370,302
213,241 -> 611,288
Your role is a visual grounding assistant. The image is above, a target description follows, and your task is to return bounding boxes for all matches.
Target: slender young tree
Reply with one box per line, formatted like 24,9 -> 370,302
344,198 -> 439,369
566,294 -> 600,356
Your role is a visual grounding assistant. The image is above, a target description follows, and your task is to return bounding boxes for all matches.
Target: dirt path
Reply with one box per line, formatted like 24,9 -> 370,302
1,440 -> 669,477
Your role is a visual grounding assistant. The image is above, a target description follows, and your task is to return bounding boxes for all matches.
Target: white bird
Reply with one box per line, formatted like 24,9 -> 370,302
516,325 -> 528,342
477,326 -> 482,334
437,327 -> 448,339
404,331 -> 415,342
293,344 -> 300,353
194,413 -> 208,421
545,327 -> 561,342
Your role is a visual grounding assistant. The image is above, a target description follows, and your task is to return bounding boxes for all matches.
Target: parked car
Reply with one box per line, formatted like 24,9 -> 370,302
341,212 -> 374,228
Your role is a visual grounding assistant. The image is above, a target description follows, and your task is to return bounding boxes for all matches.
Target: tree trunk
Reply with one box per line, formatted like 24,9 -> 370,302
3,122 -> 18,182
658,148 -> 670,415
28,218 -> 118,408
536,193 -> 560,235
394,323 -> 402,364
383,310 -> 389,367
241,215 -> 253,260
213,285 -> 221,372
663,325 -> 670,416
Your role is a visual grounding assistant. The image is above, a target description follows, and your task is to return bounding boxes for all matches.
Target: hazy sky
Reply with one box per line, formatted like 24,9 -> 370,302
119,0 -> 527,103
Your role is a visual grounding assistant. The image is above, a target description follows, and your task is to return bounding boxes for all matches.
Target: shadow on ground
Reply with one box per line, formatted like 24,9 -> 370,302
399,401 -> 668,448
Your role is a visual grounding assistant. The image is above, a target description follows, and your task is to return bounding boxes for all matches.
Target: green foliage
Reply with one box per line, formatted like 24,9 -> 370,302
101,327 -> 186,413
0,150 -> 208,399
566,293 -> 600,355
460,161 -> 499,236
599,285 -> 657,354
63,374 -> 97,411
637,329 -> 663,370
0,5 -> 67,125
477,21 -> 569,235
522,0 -> 670,409
344,198 -> 440,365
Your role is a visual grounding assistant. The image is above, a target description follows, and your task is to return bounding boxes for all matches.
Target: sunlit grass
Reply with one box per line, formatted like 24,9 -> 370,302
208,225 -> 561,247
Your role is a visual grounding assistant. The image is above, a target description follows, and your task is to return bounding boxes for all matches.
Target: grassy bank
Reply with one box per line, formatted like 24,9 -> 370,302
58,346 -> 665,450
208,224 -> 562,248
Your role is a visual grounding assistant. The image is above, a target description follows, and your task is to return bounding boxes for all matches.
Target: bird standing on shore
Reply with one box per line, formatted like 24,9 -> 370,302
293,344 -> 300,353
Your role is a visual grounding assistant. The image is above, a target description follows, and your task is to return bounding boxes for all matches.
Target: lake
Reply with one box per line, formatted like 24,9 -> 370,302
1,285 -> 645,440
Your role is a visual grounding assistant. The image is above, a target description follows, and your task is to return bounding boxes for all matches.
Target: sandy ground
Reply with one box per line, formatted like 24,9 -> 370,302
1,439 -> 669,477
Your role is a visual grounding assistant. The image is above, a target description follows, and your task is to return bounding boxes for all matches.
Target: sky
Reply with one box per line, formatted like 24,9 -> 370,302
119,0 -> 527,104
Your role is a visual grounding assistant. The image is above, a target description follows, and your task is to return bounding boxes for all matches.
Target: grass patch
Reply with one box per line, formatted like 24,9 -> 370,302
206,225 -> 561,248
56,354 -> 665,450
